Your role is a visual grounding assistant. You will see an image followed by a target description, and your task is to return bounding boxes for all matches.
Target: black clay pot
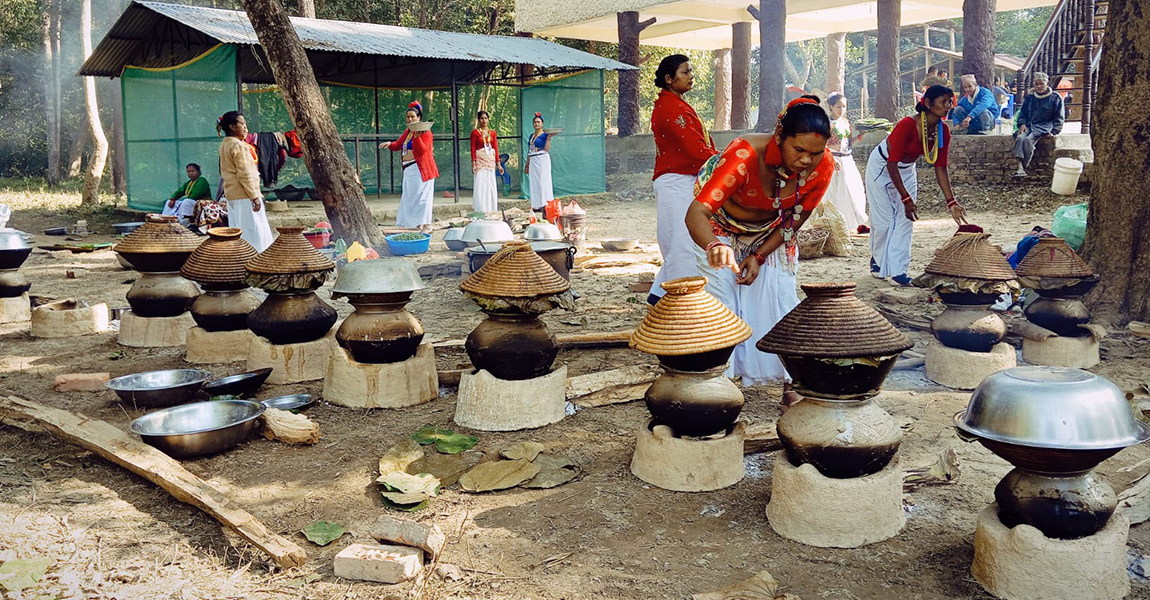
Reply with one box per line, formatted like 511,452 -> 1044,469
777,397 -> 902,478
191,289 -> 261,331
644,366 -> 744,437
0,268 -> 30,298
116,251 -> 194,273
779,355 -> 899,400
931,303 -> 1007,352
1033,276 -> 1099,299
336,292 -> 424,364
0,247 -> 32,271
995,468 -> 1117,539
975,438 -> 1123,475
465,311 -> 558,380
1025,297 -> 1091,337
125,271 -> 200,317
655,345 -> 735,372
247,291 -> 337,344
937,291 -> 1004,306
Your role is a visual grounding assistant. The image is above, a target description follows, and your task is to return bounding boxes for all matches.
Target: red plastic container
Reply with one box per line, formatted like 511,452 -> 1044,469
303,231 -> 330,249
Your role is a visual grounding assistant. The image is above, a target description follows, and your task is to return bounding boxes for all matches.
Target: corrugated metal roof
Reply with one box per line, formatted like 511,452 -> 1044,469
80,1 -> 633,79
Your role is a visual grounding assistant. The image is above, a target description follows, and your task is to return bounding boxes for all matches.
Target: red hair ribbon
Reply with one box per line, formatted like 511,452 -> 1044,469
534,112 -> 542,117
408,100 -> 422,111
777,97 -> 818,121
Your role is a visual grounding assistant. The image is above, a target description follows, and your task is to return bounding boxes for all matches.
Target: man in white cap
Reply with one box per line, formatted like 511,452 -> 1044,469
949,74 -> 999,135
1012,73 -> 1065,177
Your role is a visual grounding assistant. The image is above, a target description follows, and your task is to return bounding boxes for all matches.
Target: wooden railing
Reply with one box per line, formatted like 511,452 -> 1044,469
1013,0 -> 1103,133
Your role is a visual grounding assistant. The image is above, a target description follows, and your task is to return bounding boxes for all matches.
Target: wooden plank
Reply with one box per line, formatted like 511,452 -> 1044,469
566,365 -> 659,408
743,422 -> 782,454
875,305 -> 932,332
0,395 -> 307,568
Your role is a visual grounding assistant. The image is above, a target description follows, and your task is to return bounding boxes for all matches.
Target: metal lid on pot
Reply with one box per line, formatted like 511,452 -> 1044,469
954,366 -> 1150,451
0,231 -> 32,251
331,258 -> 425,295
461,219 -> 513,245
525,222 -> 562,241
466,240 -> 572,256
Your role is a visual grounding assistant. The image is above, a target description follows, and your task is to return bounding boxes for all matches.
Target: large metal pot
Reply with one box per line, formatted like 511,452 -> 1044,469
930,303 -> 1006,352
336,292 -> 424,363
129,399 -> 265,458
247,290 -> 337,344
461,219 -> 513,248
644,365 -> 743,437
466,310 -> 558,380
0,231 -> 32,270
190,289 -> 261,331
125,271 -> 200,317
467,241 -> 576,281
0,268 -> 30,298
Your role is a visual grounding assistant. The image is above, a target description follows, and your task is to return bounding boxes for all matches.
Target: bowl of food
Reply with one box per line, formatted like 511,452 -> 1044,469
385,232 -> 431,256
408,121 -> 434,132
201,368 -> 274,398
129,399 -> 265,458
600,238 -> 638,252
106,369 -> 213,408
543,128 -> 564,135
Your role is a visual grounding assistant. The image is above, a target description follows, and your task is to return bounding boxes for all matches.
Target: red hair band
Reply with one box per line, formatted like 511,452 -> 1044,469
777,97 -> 818,121
408,100 -> 422,111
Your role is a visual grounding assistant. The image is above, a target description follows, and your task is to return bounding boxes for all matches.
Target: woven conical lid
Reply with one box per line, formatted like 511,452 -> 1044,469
923,233 -> 1017,281
460,239 -> 570,297
181,228 -> 257,284
1015,237 -> 1093,278
113,214 -> 203,254
630,276 -> 752,356
757,282 -> 913,358
245,226 -> 335,275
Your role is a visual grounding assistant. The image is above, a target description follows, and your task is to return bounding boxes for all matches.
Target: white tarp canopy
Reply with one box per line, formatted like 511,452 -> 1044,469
515,0 -> 1058,49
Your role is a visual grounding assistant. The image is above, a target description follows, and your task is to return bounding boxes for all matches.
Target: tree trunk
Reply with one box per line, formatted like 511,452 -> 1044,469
515,32 -> 535,82
783,45 -> 812,90
876,0 -> 901,121
751,0 -> 785,133
962,0 -> 996,89
66,126 -> 89,180
713,48 -> 732,131
616,11 -> 655,137
1080,0 -> 1150,324
297,0 -> 316,18
52,0 -> 62,178
731,22 -> 752,130
42,0 -> 59,186
825,32 -> 846,94
110,83 -> 127,195
80,0 -> 108,207
239,0 -> 386,249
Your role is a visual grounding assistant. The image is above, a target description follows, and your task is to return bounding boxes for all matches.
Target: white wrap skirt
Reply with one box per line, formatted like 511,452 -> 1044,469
224,197 -> 274,252
397,163 -> 435,228
865,140 -> 917,278
826,151 -> 868,231
650,173 -> 700,298
528,151 -> 554,210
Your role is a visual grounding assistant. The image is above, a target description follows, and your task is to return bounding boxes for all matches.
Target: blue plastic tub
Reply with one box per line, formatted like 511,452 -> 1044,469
385,233 -> 431,256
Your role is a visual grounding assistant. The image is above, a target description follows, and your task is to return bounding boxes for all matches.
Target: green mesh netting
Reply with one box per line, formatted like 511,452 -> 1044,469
122,45 -> 238,212
121,44 -> 606,210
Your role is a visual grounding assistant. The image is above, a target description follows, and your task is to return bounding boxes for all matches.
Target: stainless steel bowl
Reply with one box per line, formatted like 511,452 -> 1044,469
461,220 -> 513,248
0,231 -> 31,251
331,258 -> 425,296
444,227 -> 467,251
202,368 -> 273,398
113,222 -> 144,235
105,369 -> 213,408
260,393 -> 315,412
954,366 -> 1150,451
601,238 -> 638,252
129,400 -> 265,458
525,222 -> 562,241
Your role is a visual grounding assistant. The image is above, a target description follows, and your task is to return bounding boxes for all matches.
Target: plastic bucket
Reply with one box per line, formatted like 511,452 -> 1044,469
1051,158 -> 1084,195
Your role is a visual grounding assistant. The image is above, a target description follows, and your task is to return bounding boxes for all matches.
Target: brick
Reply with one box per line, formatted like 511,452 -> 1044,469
367,515 -> 446,560
333,543 -> 423,584
54,372 -> 111,392
879,288 -> 924,306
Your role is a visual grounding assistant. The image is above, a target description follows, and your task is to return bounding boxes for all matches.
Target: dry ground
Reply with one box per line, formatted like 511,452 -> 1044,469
1,179 -> 1148,600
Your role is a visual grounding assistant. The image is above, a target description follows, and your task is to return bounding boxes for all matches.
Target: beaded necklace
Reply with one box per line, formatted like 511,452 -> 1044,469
920,115 -> 943,165
772,162 -> 812,246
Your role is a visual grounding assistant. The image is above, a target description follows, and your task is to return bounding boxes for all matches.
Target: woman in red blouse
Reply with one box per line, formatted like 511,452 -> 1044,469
469,110 -> 502,213
649,54 -> 717,304
685,97 -> 833,401
381,101 -> 439,232
865,85 -> 968,285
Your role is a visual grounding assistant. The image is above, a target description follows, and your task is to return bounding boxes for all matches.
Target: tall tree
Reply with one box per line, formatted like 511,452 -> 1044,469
731,22 -> 752,130
239,0 -> 385,248
1080,0 -> 1150,324
297,0 -> 316,18
962,0 -> 996,87
41,0 -> 59,186
713,48 -> 732,131
79,0 -> 108,206
876,0 -> 900,120
616,11 -> 656,137
65,128 -> 88,180
825,32 -> 846,94
749,0 -> 785,132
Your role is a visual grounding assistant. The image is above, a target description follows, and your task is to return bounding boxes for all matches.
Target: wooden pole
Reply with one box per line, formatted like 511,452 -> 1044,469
825,32 -> 846,94
876,0 -> 901,120
617,11 -> 656,137
748,0 -> 786,133
731,22 -> 753,130
714,48 -> 732,131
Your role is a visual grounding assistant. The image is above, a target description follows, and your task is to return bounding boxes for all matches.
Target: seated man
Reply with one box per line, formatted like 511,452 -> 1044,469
160,163 -> 211,228
949,74 -> 1000,135
1012,73 -> 1065,178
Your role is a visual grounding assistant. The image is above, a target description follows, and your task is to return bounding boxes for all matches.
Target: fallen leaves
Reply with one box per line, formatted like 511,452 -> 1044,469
412,426 -> 478,454
301,521 -> 345,546
0,556 -> 51,592
459,459 -> 540,492
692,570 -> 800,600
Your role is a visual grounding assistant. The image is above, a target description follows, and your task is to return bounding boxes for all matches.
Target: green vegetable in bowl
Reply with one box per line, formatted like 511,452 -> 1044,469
391,232 -> 427,241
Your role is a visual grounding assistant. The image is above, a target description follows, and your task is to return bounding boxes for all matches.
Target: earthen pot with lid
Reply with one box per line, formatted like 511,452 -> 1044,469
777,396 -> 903,478
245,226 -> 335,292
182,227 -> 257,291
0,268 -> 30,298
331,259 -> 427,364
757,282 -> 913,399
114,214 -> 203,272
630,276 -> 752,372
643,365 -> 745,437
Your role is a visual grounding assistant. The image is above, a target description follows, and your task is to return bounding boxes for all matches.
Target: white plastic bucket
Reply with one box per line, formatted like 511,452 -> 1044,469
1051,158 -> 1084,195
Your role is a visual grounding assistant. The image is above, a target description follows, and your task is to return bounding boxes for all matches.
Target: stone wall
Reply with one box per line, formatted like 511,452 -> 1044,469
607,131 -> 1094,188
